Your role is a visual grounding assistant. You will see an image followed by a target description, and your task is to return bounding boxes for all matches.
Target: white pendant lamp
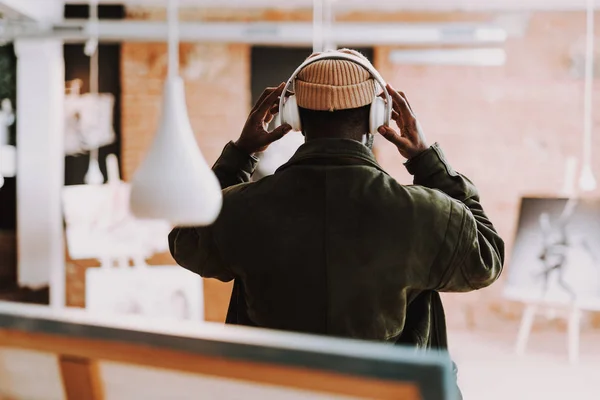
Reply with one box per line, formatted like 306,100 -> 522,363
0,99 -> 16,189
129,0 -> 222,226
579,0 -> 597,192
85,148 -> 104,185
84,0 -> 104,185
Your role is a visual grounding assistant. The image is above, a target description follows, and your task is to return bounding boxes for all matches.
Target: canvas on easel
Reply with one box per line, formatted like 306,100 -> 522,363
62,182 -> 172,262
505,196 -> 600,364
504,197 -> 600,308
85,265 -> 204,322
62,153 -> 172,263
61,153 -> 204,322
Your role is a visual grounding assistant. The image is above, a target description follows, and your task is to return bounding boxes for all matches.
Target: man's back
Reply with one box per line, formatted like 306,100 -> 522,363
169,50 -> 503,400
170,138 -> 504,345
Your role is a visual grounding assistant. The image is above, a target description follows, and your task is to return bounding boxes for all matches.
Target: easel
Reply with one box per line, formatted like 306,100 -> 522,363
514,158 -> 593,365
515,298 -> 584,365
517,0 -> 599,361
96,153 -> 150,270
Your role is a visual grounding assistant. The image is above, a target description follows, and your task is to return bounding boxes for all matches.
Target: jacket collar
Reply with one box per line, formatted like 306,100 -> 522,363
277,138 -> 386,173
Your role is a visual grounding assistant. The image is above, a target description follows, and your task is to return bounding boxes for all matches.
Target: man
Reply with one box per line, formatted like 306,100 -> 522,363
169,50 -> 504,389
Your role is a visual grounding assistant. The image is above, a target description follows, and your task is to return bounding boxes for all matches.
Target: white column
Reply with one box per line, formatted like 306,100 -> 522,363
14,39 -> 65,309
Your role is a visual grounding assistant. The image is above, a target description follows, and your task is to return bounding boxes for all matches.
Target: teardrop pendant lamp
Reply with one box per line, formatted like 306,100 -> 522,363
129,0 -> 222,226
0,99 -> 16,189
84,0 -> 104,185
579,0 -> 597,192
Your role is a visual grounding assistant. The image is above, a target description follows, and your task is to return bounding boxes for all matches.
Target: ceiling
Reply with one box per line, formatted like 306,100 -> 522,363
59,0 -> 600,11
1,0 -> 598,25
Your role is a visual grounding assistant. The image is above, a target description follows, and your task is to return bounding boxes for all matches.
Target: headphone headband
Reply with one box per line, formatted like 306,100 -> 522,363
279,51 -> 392,126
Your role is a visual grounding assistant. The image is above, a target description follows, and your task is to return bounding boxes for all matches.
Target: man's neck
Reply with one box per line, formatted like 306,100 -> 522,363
304,130 -> 365,142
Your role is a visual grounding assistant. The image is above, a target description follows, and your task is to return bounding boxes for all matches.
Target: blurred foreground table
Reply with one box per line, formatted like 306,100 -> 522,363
0,302 -> 454,400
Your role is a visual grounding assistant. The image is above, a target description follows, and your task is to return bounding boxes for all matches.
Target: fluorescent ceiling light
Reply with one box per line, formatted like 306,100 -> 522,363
389,48 -> 507,66
1,21 -> 508,46
473,27 -> 509,42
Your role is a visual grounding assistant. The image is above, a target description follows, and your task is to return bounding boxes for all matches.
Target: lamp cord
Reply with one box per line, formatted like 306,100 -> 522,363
313,0 -> 323,53
583,0 -> 595,168
89,0 -> 99,95
323,0 -> 335,51
313,0 -> 336,54
168,0 -> 179,79
87,0 -> 100,174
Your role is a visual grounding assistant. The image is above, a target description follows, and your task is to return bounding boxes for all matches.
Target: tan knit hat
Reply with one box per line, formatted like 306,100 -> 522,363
295,49 -> 377,112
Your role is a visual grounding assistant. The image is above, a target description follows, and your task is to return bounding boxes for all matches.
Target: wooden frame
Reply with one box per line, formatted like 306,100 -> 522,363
0,302 -> 455,400
58,356 -> 104,400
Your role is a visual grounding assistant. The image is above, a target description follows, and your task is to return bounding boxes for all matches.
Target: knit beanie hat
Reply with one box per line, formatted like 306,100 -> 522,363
294,49 -> 377,112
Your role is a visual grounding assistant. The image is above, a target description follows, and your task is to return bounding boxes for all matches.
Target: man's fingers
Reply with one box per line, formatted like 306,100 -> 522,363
379,92 -> 403,128
391,108 -> 405,131
265,111 -> 275,125
398,91 -> 414,113
380,87 -> 404,122
380,87 -> 399,107
386,84 -> 420,134
377,125 -> 410,148
264,97 -> 283,125
386,84 -> 413,118
269,123 -> 293,142
251,86 -> 278,113
269,104 -> 279,116
255,83 -> 285,120
377,125 -> 398,142
386,84 -> 407,109
378,91 -> 396,111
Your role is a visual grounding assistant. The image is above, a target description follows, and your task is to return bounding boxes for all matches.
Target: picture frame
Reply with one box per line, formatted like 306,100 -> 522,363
504,196 -> 600,311
85,265 -> 204,322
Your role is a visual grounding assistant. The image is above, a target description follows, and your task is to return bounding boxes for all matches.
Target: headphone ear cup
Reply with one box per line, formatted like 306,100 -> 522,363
281,95 -> 302,132
369,96 -> 388,135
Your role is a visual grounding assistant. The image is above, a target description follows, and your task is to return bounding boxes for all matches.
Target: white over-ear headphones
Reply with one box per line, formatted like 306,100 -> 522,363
278,51 -> 393,136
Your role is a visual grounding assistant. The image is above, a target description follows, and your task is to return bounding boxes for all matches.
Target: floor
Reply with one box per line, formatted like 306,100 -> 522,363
449,323 -> 600,400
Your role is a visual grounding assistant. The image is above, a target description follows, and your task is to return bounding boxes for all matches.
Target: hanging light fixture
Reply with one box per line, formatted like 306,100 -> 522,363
579,0 -> 597,192
0,99 -> 16,189
323,0 -> 335,51
313,0 -> 324,53
129,0 -> 222,226
84,0 -> 104,185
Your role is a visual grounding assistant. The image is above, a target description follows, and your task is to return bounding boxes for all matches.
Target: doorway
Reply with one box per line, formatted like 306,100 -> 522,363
251,46 -> 374,106
250,46 -> 374,179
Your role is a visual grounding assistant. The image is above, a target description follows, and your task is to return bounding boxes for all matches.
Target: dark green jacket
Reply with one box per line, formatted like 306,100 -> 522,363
169,138 -> 504,348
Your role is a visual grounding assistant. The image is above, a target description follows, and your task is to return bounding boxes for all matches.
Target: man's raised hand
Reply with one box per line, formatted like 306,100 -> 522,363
377,85 -> 428,160
234,82 -> 292,155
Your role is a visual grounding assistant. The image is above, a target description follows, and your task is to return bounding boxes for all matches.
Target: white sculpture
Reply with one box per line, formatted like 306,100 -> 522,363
64,82 -> 116,157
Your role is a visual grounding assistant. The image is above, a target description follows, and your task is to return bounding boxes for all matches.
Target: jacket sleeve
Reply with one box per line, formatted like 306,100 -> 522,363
405,143 -> 505,292
168,141 -> 258,281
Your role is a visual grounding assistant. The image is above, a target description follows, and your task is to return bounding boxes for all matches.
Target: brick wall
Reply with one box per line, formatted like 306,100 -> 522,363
0,231 -> 16,285
375,12 -> 600,327
116,10 -> 600,326
119,42 -> 248,321
121,42 -> 250,179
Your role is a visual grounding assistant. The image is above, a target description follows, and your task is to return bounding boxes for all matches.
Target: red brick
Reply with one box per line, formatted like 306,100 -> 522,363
111,11 -> 600,325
